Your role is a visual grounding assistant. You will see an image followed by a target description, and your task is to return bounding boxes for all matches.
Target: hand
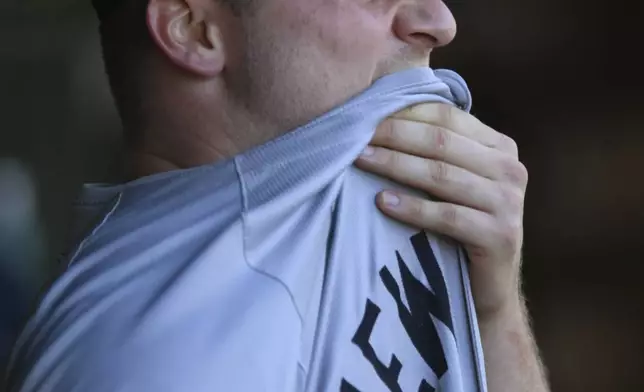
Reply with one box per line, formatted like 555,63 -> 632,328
355,103 -> 528,320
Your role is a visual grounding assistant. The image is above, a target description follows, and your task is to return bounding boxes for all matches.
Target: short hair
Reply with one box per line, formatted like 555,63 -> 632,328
97,0 -> 152,138
96,0 -> 254,138
93,0 -> 253,23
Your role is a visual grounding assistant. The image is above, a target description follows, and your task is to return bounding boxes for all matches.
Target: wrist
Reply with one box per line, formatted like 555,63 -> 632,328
476,293 -> 526,328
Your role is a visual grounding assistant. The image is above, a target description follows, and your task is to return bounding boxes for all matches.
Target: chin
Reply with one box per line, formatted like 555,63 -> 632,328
373,48 -> 432,81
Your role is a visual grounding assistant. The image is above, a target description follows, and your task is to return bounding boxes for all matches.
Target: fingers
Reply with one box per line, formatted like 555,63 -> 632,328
361,103 -> 527,267
376,191 -> 523,257
369,118 -> 527,188
355,147 -> 504,213
376,192 -> 499,250
391,103 -> 519,157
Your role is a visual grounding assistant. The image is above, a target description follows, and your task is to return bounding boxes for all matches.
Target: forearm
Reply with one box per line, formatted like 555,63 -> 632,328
479,298 -> 550,392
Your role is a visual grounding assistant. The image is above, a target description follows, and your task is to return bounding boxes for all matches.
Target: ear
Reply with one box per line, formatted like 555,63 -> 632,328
146,0 -> 225,77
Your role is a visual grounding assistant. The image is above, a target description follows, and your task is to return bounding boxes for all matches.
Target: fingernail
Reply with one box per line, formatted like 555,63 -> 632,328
361,146 -> 375,157
381,191 -> 400,207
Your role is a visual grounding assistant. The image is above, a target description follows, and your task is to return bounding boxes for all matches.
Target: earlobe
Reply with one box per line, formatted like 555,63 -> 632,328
200,23 -> 226,75
146,0 -> 225,77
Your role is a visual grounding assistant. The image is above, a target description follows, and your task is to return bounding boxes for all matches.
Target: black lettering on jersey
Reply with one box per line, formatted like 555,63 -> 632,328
351,299 -> 404,392
341,377 -> 436,392
341,232 -> 455,391
340,379 -> 360,392
418,380 -> 436,392
380,232 -> 455,378
409,232 -> 455,335
341,378 -> 436,392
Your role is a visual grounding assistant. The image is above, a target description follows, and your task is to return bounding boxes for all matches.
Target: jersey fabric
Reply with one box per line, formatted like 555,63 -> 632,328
6,67 -> 487,392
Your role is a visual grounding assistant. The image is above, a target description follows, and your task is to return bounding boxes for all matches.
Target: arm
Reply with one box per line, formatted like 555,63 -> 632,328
479,297 -> 549,392
355,103 -> 549,392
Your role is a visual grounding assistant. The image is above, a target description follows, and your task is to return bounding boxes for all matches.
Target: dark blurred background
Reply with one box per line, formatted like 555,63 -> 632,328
1,0 -> 643,390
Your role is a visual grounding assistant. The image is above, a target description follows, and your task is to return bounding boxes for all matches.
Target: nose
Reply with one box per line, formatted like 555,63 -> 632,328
393,0 -> 457,50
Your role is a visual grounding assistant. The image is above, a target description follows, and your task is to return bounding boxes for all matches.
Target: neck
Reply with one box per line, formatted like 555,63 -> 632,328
124,83 -> 284,181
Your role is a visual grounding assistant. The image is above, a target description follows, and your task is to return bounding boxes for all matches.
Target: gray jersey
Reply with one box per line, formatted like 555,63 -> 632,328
6,67 -> 487,392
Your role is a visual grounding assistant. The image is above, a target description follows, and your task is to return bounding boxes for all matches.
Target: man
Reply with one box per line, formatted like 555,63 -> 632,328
5,0 -> 549,391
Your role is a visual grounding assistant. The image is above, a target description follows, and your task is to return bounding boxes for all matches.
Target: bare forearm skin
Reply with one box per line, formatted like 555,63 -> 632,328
479,298 -> 550,392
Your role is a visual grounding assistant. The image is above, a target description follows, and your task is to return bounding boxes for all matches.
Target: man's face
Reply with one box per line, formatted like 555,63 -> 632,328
225,0 -> 457,132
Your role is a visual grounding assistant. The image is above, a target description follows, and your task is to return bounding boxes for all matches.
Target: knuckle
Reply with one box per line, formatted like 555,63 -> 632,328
501,157 -> 529,188
407,198 -> 431,225
429,126 -> 450,157
499,134 -> 519,156
517,162 -> 529,187
410,198 -> 426,218
380,119 -> 397,145
497,183 -> 525,212
439,203 -> 459,229
428,160 -> 449,185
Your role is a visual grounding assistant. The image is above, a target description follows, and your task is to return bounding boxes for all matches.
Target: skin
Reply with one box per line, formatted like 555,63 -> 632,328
116,0 -> 456,174
356,104 -> 549,391
105,0 -> 550,390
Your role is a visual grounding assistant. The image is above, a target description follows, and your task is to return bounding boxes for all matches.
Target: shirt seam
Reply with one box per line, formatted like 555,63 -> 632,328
66,192 -> 123,269
234,157 -> 305,325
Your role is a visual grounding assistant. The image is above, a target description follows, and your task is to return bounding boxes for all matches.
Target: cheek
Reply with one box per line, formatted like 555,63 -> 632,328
313,6 -> 387,67
271,0 -> 388,72
236,0 -> 393,130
